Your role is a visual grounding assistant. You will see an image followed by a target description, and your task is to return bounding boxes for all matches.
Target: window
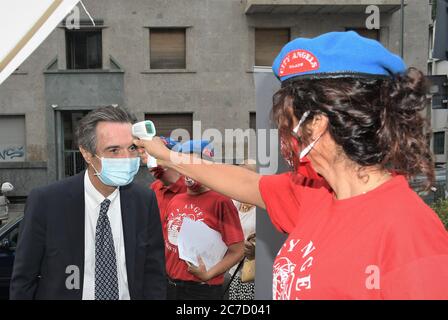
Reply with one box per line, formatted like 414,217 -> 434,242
66,30 -> 102,69
145,113 -> 193,138
0,115 -> 26,162
150,28 -> 186,69
250,112 -> 256,131
0,221 -> 20,252
6,224 -> 19,250
346,28 -> 380,41
429,25 -> 434,58
428,75 -> 448,109
434,132 -> 445,155
255,28 -> 290,66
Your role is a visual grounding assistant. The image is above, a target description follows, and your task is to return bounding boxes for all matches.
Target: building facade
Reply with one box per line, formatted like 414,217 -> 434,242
0,0 -> 432,199
429,0 -> 448,165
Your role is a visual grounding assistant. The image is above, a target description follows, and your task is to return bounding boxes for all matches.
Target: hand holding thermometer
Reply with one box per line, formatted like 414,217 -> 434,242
132,120 -> 158,168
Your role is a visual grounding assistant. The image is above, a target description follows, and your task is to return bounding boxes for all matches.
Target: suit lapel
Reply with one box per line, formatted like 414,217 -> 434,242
68,171 -> 86,299
120,185 -> 136,299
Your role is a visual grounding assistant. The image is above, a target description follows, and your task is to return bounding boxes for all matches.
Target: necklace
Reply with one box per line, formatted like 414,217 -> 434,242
239,203 -> 255,212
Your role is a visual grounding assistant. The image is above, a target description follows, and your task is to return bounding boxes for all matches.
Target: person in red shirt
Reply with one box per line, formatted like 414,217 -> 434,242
150,165 -> 187,224
135,31 -> 448,300
143,138 -> 188,226
162,141 -> 244,300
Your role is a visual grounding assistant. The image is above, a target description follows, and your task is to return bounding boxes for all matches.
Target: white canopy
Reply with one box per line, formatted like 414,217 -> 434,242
0,0 -> 80,85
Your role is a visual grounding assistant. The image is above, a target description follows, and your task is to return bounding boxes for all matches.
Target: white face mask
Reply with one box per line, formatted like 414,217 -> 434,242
91,155 -> 140,187
293,111 -> 323,160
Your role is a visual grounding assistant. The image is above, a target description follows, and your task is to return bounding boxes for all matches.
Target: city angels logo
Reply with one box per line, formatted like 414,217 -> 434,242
167,204 -> 205,247
273,257 -> 297,300
279,50 -> 320,77
273,238 -> 316,300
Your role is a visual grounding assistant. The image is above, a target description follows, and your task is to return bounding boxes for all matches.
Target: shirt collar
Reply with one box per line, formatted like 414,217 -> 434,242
156,176 -> 185,194
84,170 -> 119,208
167,176 -> 186,193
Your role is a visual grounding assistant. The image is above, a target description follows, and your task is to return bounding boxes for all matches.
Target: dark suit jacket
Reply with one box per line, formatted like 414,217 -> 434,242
10,171 -> 166,300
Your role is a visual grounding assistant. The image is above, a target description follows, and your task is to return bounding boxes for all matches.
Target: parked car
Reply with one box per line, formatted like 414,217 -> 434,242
0,215 -> 22,300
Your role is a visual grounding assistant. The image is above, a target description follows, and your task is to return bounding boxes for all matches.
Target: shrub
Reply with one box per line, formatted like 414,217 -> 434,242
430,199 -> 448,230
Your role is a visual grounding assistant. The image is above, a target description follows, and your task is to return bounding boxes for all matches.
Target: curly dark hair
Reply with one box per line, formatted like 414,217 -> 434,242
272,68 -> 435,189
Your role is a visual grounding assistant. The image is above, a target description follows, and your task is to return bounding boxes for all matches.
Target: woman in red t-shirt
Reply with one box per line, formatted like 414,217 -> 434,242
135,31 -> 448,299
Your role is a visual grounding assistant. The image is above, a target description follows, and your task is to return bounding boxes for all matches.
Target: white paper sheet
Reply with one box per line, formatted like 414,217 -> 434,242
177,218 -> 228,271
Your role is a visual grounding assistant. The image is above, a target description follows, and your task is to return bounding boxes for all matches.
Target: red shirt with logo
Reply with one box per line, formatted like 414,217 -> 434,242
151,177 -> 187,224
259,172 -> 448,300
164,190 -> 244,285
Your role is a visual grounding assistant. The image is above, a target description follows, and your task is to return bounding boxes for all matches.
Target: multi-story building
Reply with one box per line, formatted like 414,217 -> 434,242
429,0 -> 448,167
0,0 -> 431,200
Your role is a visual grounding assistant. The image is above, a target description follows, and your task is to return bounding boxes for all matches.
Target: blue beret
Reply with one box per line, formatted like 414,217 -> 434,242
178,140 -> 214,158
272,31 -> 407,82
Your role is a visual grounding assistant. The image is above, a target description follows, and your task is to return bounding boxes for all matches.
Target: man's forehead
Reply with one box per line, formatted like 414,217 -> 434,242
96,122 -> 133,146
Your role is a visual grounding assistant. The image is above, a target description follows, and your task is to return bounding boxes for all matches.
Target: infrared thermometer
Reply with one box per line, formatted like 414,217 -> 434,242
132,120 -> 157,168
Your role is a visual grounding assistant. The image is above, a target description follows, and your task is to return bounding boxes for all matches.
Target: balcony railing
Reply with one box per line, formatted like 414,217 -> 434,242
245,0 -> 405,14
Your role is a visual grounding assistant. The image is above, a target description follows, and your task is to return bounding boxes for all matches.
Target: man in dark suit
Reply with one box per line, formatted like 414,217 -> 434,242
10,106 -> 166,300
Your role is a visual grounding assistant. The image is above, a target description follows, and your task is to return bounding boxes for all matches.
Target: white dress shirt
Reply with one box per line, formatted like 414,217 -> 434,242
82,171 -> 130,300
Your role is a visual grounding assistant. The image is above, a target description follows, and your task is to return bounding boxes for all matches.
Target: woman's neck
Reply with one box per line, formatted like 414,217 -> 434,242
320,161 -> 392,200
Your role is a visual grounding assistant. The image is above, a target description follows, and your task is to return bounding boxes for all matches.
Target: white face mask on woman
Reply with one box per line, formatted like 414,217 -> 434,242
293,111 -> 323,160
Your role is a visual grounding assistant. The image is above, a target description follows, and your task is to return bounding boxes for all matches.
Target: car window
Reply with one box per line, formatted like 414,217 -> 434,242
0,221 -> 21,251
7,225 -> 19,250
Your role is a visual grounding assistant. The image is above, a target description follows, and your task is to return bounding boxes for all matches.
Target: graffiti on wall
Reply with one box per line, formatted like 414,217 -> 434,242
0,145 -> 25,161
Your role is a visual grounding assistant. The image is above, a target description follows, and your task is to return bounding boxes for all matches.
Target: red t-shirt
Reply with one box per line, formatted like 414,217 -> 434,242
164,190 -> 244,285
151,177 -> 187,224
259,173 -> 448,300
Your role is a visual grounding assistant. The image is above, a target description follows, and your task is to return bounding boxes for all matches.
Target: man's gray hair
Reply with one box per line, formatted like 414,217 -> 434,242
75,106 -> 137,154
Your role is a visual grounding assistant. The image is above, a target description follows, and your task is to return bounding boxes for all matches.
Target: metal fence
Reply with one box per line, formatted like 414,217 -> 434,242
64,150 -> 86,177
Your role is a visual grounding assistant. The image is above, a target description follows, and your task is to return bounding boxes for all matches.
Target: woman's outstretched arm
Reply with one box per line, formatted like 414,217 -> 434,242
134,137 -> 266,209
